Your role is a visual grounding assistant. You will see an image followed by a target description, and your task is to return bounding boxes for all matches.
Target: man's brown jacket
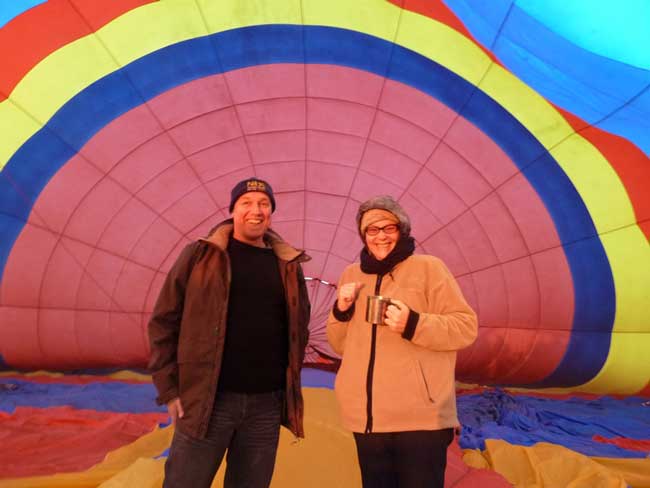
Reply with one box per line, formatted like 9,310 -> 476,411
148,221 -> 311,438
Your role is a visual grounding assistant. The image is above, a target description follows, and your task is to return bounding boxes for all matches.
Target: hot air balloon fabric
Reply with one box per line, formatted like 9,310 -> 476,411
1,1 -> 649,486
1,0 -> 648,394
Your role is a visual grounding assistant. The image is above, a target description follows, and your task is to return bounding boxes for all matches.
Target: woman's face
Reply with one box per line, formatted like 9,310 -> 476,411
364,218 -> 400,261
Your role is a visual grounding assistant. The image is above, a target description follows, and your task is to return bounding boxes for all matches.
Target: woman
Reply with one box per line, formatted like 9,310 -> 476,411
327,195 -> 478,488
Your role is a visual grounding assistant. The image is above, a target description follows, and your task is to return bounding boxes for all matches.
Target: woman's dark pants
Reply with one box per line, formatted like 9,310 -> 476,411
353,428 -> 454,488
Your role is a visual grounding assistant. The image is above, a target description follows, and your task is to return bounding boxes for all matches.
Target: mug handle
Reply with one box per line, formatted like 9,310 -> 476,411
386,299 -> 406,312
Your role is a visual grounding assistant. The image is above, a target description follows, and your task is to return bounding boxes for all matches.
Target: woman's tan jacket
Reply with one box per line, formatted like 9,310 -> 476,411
327,254 -> 477,433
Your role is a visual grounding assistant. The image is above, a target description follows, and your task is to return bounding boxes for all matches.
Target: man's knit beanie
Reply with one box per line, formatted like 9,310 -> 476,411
228,177 -> 276,213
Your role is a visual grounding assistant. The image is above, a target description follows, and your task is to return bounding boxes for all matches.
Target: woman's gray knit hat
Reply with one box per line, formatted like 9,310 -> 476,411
356,195 -> 411,239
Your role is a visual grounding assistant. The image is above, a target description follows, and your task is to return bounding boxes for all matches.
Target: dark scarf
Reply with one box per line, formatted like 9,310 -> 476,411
360,236 -> 415,276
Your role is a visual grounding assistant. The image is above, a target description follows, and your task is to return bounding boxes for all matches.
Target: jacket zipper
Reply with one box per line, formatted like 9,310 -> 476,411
284,261 -> 300,438
289,255 -> 309,439
199,249 -> 230,436
364,275 -> 383,434
282,257 -> 307,438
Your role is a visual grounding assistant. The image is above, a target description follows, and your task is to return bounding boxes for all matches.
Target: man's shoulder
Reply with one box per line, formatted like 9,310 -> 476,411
165,241 -> 202,272
172,239 -> 221,267
179,240 -> 204,258
265,228 -> 308,263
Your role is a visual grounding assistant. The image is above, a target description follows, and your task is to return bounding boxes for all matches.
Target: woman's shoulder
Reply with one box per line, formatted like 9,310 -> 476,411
407,253 -> 445,267
341,261 -> 362,277
403,254 -> 452,277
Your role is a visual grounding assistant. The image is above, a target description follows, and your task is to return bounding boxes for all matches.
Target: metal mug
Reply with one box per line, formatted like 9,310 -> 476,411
366,295 -> 392,325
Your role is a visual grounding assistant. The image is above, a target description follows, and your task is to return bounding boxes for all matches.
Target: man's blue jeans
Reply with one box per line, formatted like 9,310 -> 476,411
163,390 -> 283,488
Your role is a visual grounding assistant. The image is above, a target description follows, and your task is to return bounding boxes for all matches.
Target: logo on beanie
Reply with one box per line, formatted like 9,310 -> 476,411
246,180 -> 266,192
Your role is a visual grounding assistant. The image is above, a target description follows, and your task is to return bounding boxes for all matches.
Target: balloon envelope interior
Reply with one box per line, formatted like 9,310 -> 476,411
0,0 -> 648,396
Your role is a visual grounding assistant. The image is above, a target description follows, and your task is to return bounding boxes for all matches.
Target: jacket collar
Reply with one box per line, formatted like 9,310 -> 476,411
199,219 -> 310,263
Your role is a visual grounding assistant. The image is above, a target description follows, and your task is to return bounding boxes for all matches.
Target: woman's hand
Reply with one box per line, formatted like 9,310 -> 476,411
337,282 -> 364,311
385,299 -> 409,333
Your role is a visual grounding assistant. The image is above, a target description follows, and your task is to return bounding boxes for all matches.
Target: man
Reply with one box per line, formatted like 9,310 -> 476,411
148,177 -> 311,488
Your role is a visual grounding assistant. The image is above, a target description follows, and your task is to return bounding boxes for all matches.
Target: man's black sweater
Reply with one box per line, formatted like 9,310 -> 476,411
217,237 -> 288,393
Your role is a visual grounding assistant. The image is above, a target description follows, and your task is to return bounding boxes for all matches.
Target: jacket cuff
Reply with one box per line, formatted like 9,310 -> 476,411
332,301 -> 355,322
154,386 -> 179,406
401,310 -> 420,341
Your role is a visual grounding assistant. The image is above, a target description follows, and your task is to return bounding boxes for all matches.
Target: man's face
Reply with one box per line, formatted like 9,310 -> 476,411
231,192 -> 272,246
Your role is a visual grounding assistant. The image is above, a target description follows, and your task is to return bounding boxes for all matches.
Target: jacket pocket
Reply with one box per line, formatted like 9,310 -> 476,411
415,359 -> 435,405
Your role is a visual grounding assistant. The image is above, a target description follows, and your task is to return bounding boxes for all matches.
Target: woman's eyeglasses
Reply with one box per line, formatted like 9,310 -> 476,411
365,224 -> 399,236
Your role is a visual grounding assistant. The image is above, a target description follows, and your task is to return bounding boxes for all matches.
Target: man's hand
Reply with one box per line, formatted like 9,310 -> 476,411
167,397 -> 184,425
337,282 -> 364,312
385,299 -> 409,334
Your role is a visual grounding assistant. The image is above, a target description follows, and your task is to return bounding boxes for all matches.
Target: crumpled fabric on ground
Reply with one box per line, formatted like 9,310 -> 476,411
457,389 -> 650,459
